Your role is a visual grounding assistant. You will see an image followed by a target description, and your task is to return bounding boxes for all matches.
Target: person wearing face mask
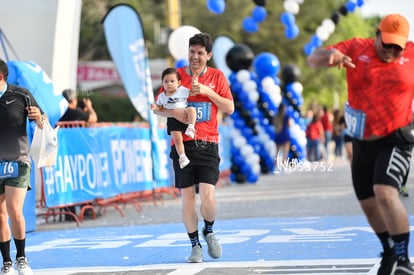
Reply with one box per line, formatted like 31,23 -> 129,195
307,14 -> 414,275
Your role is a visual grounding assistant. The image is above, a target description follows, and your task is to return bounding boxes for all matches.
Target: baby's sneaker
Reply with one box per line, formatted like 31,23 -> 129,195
185,125 -> 196,139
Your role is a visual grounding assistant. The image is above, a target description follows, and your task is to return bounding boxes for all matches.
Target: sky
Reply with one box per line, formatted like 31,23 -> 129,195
360,0 -> 414,39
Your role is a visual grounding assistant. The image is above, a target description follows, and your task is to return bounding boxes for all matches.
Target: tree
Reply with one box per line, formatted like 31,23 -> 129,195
78,0 -> 377,116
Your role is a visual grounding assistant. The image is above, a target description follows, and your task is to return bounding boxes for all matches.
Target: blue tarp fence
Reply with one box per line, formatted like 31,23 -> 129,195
25,124 -> 232,231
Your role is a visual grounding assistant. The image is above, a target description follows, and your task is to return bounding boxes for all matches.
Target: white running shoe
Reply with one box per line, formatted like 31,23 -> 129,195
15,257 -> 33,275
202,230 -> 222,259
0,262 -> 15,275
187,245 -> 203,263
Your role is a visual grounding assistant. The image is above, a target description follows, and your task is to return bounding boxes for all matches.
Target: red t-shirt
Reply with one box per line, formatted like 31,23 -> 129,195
328,38 -> 414,138
157,66 -> 233,144
321,113 -> 333,132
306,120 -> 324,140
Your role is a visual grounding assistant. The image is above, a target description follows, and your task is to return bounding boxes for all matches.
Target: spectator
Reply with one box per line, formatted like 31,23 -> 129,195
332,109 -> 345,160
306,113 -> 324,161
272,103 -> 292,161
59,89 -> 98,221
60,89 -> 97,124
320,105 -> 333,160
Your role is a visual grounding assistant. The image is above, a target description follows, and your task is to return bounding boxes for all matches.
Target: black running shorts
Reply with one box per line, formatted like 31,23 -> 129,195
167,117 -> 187,135
170,140 -> 220,189
351,138 -> 413,200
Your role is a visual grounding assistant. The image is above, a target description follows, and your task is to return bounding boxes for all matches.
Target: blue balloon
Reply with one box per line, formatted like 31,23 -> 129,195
357,0 -> 364,6
252,6 -> 267,23
228,72 -> 238,83
285,25 -> 299,40
280,12 -> 295,27
174,58 -> 188,68
241,163 -> 251,175
247,173 -> 259,183
253,52 -> 280,79
233,154 -> 245,166
311,34 -> 323,47
242,17 -> 259,33
303,42 -> 316,56
242,127 -> 254,138
206,0 -> 226,14
231,81 -> 243,94
346,0 -> 356,12
233,117 -> 245,129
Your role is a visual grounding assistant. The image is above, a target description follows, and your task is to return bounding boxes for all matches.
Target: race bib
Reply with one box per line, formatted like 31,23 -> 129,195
0,161 -> 18,179
187,102 -> 212,122
344,103 -> 366,140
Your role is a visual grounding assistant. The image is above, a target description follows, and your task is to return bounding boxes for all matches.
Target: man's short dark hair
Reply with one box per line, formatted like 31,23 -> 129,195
0,59 -> 9,81
189,33 -> 213,53
62,89 -> 77,103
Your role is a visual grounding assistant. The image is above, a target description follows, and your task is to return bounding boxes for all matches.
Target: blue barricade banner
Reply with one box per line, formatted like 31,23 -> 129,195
42,126 -> 171,208
41,125 -> 231,208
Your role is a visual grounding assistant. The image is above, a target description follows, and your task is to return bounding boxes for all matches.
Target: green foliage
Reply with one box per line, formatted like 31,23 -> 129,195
79,0 -> 379,119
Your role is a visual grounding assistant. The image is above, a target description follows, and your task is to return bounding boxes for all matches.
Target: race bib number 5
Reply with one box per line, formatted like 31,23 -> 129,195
187,102 -> 212,122
344,103 -> 366,140
0,161 -> 18,179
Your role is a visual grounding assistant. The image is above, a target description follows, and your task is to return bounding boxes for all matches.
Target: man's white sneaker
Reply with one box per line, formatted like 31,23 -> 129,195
202,230 -> 222,259
15,257 -> 33,275
0,261 -> 15,275
179,155 -> 190,169
187,245 -> 203,263
185,125 -> 195,139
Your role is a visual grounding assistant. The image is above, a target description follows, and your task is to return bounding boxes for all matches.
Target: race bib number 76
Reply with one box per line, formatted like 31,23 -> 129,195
0,161 -> 18,179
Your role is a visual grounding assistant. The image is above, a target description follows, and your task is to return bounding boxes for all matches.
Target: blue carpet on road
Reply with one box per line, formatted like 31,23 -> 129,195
22,215 -> 404,270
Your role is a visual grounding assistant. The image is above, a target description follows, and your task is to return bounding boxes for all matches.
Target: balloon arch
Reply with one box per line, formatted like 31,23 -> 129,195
167,0 -> 365,183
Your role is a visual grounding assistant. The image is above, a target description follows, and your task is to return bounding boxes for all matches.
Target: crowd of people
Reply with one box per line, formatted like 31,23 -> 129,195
2,11 -> 414,275
302,105 -> 351,163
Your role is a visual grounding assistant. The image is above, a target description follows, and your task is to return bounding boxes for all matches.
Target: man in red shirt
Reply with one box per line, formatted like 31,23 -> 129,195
153,33 -> 234,263
308,14 -> 414,275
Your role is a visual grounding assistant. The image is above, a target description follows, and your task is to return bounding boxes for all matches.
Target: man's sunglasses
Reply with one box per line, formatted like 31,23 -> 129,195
381,41 -> 403,52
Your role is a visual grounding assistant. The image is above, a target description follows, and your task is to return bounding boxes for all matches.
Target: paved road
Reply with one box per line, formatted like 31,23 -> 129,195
31,160 -> 414,274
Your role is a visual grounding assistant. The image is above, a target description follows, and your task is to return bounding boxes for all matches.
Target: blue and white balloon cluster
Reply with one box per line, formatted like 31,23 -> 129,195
225,45 -> 307,182
303,0 -> 365,55
229,70 -> 266,183
280,65 -> 307,160
242,5 -> 268,33
280,0 -> 304,40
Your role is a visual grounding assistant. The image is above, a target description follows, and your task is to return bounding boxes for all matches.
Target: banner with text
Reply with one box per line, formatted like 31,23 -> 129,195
42,126 -> 171,208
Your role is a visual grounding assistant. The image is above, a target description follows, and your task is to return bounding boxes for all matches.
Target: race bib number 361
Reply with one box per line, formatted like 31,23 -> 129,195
187,102 -> 212,122
344,103 -> 366,140
0,161 -> 18,179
